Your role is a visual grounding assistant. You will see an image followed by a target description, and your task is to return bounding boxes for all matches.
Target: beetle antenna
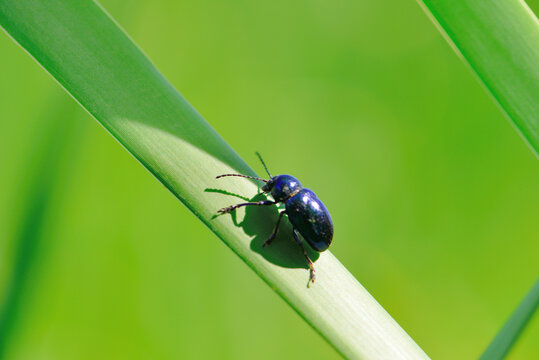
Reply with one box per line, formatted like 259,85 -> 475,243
216,174 -> 268,183
255,152 -> 272,177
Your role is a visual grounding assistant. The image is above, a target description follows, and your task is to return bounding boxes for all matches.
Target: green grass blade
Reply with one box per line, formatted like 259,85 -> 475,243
0,100 -> 82,358
0,149 -> 54,360
418,0 -> 539,155
0,1 -> 428,358
480,278 -> 539,360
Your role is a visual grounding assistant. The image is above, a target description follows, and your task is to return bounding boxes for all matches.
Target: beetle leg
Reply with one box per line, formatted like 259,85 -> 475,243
292,228 -> 316,285
217,200 -> 276,214
263,211 -> 287,247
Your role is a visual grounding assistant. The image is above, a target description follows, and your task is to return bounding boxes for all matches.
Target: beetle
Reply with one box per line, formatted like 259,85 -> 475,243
216,153 -> 333,284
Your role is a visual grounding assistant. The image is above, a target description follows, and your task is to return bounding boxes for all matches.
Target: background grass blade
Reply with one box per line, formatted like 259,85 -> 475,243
418,0 -> 539,154
0,1 -> 429,358
480,278 -> 539,360
0,99 -> 83,359
417,1 -> 539,355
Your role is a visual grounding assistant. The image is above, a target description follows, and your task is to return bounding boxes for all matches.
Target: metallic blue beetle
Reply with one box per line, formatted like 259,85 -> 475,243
217,153 -> 333,284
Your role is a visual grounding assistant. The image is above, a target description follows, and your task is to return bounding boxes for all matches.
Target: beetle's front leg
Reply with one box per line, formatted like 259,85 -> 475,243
217,200 -> 276,214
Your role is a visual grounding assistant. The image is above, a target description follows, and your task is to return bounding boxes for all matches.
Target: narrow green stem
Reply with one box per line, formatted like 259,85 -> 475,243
419,0 -> 539,155
480,278 -> 539,360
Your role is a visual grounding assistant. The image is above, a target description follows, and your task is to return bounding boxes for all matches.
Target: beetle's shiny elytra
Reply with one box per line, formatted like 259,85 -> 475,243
216,153 -> 333,285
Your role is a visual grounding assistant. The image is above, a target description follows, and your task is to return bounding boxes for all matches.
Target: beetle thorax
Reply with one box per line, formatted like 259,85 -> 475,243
263,175 -> 302,202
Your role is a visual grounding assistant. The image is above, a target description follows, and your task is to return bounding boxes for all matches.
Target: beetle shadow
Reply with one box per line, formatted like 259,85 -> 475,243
208,189 -> 319,270
205,188 -> 250,202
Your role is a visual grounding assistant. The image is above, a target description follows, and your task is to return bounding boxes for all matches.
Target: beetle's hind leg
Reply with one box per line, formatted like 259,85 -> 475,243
292,229 -> 316,286
217,200 -> 276,214
263,211 -> 287,247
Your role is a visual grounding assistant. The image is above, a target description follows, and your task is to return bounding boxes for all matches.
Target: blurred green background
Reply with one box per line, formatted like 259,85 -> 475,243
1,0 -> 538,359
